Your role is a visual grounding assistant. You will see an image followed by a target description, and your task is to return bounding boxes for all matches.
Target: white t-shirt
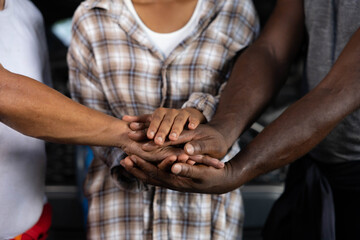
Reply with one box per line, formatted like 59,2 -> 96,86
0,0 -> 51,238
124,0 -> 203,57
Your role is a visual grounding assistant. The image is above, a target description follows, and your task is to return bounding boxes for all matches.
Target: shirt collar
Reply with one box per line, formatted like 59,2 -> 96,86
84,0 -> 110,11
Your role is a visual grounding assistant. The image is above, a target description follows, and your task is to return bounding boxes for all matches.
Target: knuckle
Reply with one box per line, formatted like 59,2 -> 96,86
152,114 -> 163,122
170,109 -> 179,116
180,109 -> 190,116
159,107 -> 168,115
161,118 -> 173,126
175,115 -> 186,123
156,107 -> 165,113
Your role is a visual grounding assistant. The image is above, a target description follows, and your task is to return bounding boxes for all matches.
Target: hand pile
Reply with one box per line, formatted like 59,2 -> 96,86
117,107 -> 235,194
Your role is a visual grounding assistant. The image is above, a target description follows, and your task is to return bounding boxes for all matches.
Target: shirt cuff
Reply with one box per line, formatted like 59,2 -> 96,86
182,92 -> 219,122
92,146 -> 147,192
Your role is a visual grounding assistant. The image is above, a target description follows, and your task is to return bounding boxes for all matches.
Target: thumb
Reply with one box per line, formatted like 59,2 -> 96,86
184,139 -> 227,159
171,163 -> 199,178
184,140 -> 213,156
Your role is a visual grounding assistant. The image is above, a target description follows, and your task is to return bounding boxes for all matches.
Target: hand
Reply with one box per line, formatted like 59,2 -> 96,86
120,155 -> 237,194
120,137 -> 184,163
119,127 -> 225,168
141,124 -> 230,160
123,107 -> 205,145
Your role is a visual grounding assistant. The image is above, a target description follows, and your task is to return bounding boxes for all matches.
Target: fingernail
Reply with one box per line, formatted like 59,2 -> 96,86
120,160 -> 126,167
185,144 -> 194,155
148,131 -> 155,138
218,161 -> 225,168
189,123 -> 195,128
156,136 -> 163,144
172,164 -> 181,174
130,155 -> 137,163
170,133 -> 177,138
131,131 -> 137,134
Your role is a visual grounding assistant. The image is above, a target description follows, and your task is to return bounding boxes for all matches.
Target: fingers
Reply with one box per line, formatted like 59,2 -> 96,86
147,108 -> 167,140
122,155 -> 196,192
153,109 -> 178,145
128,155 -> 164,181
186,160 -> 196,165
129,122 -> 148,131
177,153 -> 189,162
123,114 -> 152,123
157,155 -> 177,171
188,155 -> 224,169
188,115 -> 201,130
184,142 -> 197,155
171,163 -> 201,178
120,156 -> 148,181
184,140 -> 225,159
147,108 -> 205,145
169,111 -> 189,141
128,129 -> 147,141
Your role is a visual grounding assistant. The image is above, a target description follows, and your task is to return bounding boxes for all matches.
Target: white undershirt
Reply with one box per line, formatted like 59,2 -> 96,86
124,0 -> 203,57
0,0 -> 51,238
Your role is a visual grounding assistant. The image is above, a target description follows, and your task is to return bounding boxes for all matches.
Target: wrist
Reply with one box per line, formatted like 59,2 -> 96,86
208,114 -> 245,149
107,119 -> 131,149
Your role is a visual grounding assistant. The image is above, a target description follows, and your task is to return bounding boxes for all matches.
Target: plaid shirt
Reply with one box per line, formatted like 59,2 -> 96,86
68,0 -> 259,239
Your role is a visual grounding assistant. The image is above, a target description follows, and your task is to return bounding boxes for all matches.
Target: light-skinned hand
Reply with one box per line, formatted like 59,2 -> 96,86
123,107 -> 205,145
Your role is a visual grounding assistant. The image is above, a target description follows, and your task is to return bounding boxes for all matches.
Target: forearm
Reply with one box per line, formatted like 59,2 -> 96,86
210,0 -> 305,148
0,67 -> 130,146
229,27 -> 360,187
209,47 -> 289,147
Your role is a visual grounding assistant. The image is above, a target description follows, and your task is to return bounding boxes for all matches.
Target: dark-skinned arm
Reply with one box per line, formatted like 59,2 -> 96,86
124,18 -> 360,194
125,0 -> 306,158
220,25 -> 360,190
181,0 -> 306,157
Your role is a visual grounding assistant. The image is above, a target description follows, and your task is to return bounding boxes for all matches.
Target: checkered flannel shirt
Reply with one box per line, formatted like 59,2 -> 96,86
68,0 -> 259,239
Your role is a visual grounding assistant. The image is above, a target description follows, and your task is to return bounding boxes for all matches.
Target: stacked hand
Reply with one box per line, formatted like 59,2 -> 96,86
118,107 -> 237,194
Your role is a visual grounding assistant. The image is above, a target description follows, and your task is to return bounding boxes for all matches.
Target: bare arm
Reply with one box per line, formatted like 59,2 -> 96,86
0,65 -> 129,147
226,26 -> 360,189
125,0 -> 306,157
185,0 -> 306,153
123,23 -> 360,192
133,10 -> 360,194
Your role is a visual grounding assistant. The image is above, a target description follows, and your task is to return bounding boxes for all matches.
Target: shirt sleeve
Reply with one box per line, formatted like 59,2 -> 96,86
181,85 -> 226,122
67,10 -> 142,191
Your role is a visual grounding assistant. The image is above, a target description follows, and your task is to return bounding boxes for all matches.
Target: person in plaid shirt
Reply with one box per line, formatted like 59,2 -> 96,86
68,0 -> 259,239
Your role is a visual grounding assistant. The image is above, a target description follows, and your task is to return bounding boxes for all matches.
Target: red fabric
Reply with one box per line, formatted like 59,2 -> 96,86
11,203 -> 52,240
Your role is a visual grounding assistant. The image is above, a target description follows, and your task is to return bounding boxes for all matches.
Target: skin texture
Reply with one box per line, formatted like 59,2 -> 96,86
0,0 -> 4,11
122,0 -> 360,193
